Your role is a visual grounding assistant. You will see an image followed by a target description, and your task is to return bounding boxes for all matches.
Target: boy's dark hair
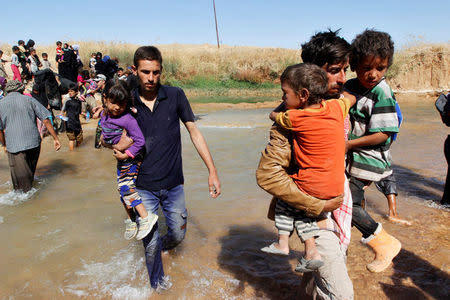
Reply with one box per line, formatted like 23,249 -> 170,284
56,41 -> 62,46
301,29 -> 351,67
81,70 -> 90,80
26,40 -> 35,49
103,79 -> 131,112
350,29 -> 394,71
12,46 -> 19,52
18,40 -> 25,45
281,63 -> 328,105
133,46 -> 162,68
68,82 -> 78,92
42,52 -> 48,58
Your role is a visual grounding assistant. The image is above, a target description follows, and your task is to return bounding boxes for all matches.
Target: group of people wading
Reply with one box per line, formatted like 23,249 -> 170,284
2,28 -> 448,299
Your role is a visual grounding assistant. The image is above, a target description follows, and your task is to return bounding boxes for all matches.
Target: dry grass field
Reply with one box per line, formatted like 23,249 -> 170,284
1,41 -> 449,97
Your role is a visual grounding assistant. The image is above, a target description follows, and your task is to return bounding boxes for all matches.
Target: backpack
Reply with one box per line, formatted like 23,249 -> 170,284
392,96 -> 403,141
436,93 -> 450,126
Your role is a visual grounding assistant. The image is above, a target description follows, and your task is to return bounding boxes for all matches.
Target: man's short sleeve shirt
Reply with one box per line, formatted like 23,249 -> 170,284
133,85 -> 195,191
0,92 -> 50,153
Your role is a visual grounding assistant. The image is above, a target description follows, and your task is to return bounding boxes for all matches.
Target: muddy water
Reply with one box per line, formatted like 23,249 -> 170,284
0,96 -> 449,299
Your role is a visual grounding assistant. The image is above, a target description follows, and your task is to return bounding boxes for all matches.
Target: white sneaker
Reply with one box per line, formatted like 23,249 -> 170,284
155,275 -> 173,294
124,219 -> 137,240
136,214 -> 158,240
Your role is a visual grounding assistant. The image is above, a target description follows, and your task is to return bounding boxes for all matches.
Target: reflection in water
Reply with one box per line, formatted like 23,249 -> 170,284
0,101 -> 448,299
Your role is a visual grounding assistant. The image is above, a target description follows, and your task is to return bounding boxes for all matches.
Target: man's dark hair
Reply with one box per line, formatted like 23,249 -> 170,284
280,63 -> 328,105
350,29 -> 394,71
68,82 -> 78,92
133,46 -> 163,68
301,29 -> 351,67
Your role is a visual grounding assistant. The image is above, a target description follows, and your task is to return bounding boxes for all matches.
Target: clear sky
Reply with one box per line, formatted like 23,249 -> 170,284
1,0 -> 449,49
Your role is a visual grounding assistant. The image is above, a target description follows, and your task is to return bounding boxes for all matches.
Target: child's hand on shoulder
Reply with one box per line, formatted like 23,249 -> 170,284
342,91 -> 357,106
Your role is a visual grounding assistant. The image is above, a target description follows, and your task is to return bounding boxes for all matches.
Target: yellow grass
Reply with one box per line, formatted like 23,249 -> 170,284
0,41 -> 448,91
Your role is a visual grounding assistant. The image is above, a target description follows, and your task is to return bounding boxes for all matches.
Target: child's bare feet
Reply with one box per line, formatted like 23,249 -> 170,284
304,238 -> 322,261
387,214 -> 412,226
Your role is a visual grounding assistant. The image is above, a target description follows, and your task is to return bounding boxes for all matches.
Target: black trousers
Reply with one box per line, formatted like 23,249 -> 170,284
349,176 -> 379,238
442,135 -> 450,205
7,146 -> 41,192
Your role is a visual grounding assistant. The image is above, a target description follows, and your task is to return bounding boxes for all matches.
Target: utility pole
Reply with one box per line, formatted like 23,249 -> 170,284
212,0 -> 220,48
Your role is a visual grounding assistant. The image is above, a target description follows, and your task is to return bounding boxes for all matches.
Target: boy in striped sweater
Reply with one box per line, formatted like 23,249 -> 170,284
345,29 -> 402,273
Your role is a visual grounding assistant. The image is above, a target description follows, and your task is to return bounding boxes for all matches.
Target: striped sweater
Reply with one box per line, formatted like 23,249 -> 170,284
345,78 -> 399,182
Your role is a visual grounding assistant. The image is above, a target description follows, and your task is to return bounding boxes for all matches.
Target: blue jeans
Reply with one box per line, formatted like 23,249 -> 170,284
136,184 -> 188,288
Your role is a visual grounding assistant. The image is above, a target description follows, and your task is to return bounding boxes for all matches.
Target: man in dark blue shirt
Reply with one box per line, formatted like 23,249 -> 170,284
130,46 -> 221,292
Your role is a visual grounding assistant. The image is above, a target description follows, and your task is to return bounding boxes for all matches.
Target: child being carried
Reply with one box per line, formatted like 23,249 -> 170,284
101,80 -> 158,240
262,63 -> 355,272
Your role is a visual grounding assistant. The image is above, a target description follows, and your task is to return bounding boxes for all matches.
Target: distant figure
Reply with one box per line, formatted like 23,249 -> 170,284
95,52 -> 106,77
89,52 -> 97,72
28,48 -> 40,75
436,92 -> 450,205
61,82 -> 83,151
41,53 -> 54,71
10,46 -> 22,82
17,40 -> 31,81
103,55 -> 118,80
59,43 -> 78,82
55,41 -> 63,63
0,80 -> 61,192
0,50 -> 8,79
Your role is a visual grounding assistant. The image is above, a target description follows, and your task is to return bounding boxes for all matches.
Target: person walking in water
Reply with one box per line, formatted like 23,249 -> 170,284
130,46 -> 221,292
0,80 -> 61,192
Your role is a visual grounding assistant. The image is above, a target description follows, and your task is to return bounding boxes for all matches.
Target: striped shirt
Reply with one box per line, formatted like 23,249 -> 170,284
0,92 -> 51,153
345,78 -> 399,181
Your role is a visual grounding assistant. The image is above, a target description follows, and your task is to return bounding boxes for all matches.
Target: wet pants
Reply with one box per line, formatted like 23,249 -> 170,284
7,146 -> 41,192
300,230 -> 354,300
349,176 -> 379,238
136,184 -> 187,288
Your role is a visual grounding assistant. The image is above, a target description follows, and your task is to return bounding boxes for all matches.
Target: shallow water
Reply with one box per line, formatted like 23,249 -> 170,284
0,98 -> 449,299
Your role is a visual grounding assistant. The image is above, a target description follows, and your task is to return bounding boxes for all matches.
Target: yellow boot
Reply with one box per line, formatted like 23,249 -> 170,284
364,225 -> 401,272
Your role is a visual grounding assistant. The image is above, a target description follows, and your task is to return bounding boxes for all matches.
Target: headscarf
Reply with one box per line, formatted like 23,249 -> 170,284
102,55 -> 110,63
72,44 -> 81,61
4,80 -> 25,94
0,76 -> 6,90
